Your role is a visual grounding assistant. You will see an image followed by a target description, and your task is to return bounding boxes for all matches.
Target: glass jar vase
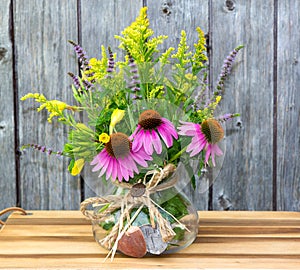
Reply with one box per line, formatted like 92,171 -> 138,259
85,168 -> 199,258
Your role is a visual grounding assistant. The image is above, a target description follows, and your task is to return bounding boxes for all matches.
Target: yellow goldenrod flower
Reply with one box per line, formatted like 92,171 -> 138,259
21,93 -> 47,102
71,158 -> 85,176
159,47 -> 175,65
99,133 -> 110,144
115,7 -> 167,63
172,30 -> 193,68
192,27 -> 208,72
21,93 -> 77,123
215,96 -> 222,103
109,108 -> 125,134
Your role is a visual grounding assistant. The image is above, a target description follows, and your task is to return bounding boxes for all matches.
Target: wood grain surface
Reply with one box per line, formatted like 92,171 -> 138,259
1,211 -> 300,269
0,0 -> 299,211
276,0 -> 300,211
0,0 -> 16,215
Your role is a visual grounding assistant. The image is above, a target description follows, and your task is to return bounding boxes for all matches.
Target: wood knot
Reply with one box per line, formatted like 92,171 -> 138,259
224,0 -> 235,11
161,2 -> 172,17
235,119 -> 243,128
0,47 -> 8,61
0,121 -> 6,130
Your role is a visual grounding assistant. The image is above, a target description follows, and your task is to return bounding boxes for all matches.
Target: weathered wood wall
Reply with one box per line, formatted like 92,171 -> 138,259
0,0 -> 299,211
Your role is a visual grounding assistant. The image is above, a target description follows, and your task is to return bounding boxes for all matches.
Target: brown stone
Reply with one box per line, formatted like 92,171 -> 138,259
117,226 -> 147,258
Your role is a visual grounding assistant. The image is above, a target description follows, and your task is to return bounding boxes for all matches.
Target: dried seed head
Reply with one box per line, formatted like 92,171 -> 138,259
138,110 -> 162,130
105,132 -> 131,158
201,119 -> 224,144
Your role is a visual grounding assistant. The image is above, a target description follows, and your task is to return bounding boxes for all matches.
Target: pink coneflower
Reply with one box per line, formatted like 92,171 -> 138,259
131,110 -> 178,155
178,119 -> 224,166
91,132 -> 152,182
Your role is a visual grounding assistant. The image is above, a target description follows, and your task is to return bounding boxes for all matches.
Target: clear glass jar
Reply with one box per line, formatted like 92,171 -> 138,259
91,182 -> 198,257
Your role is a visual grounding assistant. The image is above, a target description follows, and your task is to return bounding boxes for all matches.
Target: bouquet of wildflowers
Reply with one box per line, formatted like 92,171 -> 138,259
21,7 -> 242,258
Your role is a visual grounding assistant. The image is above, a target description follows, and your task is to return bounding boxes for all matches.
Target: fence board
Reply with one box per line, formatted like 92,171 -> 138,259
0,0 -> 299,212
0,0 -> 16,211
211,0 -> 274,210
79,0 -> 143,198
15,0 -> 81,209
277,0 -> 300,211
147,0 -> 209,210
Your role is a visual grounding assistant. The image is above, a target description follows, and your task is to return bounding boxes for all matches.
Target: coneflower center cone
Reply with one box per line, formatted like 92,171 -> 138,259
201,119 -> 224,144
138,110 -> 162,130
105,132 -> 131,158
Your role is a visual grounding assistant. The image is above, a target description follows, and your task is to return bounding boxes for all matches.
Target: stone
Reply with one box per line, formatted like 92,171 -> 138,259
140,225 -> 168,255
117,226 -> 147,258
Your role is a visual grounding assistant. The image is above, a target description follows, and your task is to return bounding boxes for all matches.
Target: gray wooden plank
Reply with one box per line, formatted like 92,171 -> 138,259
147,0 -> 209,210
211,1 -> 274,210
0,0 -> 17,211
15,0 -> 81,209
277,0 -> 300,211
80,0 -> 143,198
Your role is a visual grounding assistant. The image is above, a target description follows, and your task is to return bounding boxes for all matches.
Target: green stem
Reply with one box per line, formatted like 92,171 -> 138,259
169,146 -> 187,163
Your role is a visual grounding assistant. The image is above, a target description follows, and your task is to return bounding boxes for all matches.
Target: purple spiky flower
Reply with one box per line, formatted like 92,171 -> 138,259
215,45 -> 244,95
68,72 -> 81,89
106,47 -> 115,77
217,113 -> 240,122
128,53 -> 141,99
68,40 -> 89,70
26,144 -> 63,157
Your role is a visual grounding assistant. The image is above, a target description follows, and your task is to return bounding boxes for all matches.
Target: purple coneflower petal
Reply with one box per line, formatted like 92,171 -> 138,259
131,110 -> 178,155
143,130 -> 153,155
151,130 -> 162,154
179,121 -> 224,166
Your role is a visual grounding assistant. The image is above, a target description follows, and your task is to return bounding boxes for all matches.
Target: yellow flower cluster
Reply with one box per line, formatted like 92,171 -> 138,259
192,27 -> 208,69
84,46 -> 108,82
172,30 -> 193,68
197,96 -> 222,120
159,47 -> 175,65
148,85 -> 164,99
115,7 -> 167,62
21,93 -> 76,123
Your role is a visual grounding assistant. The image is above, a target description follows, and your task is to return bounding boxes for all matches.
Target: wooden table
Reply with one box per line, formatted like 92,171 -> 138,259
1,211 -> 300,269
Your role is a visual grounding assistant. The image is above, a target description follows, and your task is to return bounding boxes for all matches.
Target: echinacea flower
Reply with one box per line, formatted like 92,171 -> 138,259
178,119 -> 224,166
91,132 -> 152,182
131,110 -> 178,155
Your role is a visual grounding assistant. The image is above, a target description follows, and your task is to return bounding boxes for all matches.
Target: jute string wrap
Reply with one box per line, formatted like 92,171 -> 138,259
80,164 -> 187,255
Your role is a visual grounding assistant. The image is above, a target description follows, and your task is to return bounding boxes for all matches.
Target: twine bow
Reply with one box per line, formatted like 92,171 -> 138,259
80,163 -> 188,260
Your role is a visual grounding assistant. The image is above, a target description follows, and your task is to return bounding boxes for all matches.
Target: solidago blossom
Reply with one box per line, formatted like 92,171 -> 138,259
84,46 -> 109,83
196,96 -> 222,121
21,93 -> 77,123
192,27 -> 208,74
172,30 -> 193,69
115,7 -> 167,62
159,47 -> 175,65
